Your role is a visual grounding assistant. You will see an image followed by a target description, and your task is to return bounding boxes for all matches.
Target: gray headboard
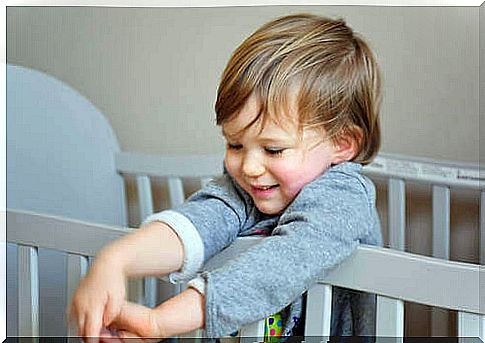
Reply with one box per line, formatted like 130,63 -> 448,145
7,64 -> 127,335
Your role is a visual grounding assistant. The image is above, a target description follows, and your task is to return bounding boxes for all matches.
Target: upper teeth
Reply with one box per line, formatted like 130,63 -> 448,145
259,186 -> 273,190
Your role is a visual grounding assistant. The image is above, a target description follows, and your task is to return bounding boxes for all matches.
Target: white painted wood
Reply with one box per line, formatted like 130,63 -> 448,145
135,175 -> 157,308
239,318 -> 265,340
376,296 -> 404,337
67,254 -> 89,336
320,245 -> 483,315
136,175 -> 154,223
116,152 -> 484,189
167,177 -> 185,207
481,314 -> 485,342
458,312 -> 482,338
8,212 -> 483,317
304,283 -> 332,337
18,245 -> 39,337
116,152 -> 224,178
166,177 -> 186,297
7,209 -> 132,257
363,152 -> 484,190
7,213 -> 484,315
388,178 -> 406,251
431,185 -> 450,336
481,190 -> 485,265
143,278 -> 157,308
432,185 -> 450,260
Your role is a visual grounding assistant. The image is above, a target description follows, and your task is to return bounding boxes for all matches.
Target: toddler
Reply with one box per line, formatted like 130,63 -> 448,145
69,13 -> 383,340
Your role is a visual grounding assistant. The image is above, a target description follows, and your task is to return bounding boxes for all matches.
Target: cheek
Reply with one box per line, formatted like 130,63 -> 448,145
271,162 -> 311,195
272,157 -> 329,194
224,153 -> 239,177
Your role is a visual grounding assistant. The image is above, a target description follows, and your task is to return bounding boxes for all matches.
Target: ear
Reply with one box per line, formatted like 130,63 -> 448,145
331,128 -> 362,164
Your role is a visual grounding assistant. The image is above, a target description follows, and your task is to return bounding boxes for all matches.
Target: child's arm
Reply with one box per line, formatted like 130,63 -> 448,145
200,167 -> 381,337
102,288 -> 205,339
69,220 -> 184,338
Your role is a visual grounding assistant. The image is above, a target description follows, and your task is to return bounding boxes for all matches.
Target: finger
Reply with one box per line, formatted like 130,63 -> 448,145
66,303 -> 79,335
99,327 -> 124,343
119,331 -> 159,343
84,307 -> 104,341
103,294 -> 122,327
118,330 -> 146,343
77,312 -> 86,337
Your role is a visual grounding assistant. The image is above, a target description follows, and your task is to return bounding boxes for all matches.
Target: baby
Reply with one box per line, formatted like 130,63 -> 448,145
69,13 -> 383,339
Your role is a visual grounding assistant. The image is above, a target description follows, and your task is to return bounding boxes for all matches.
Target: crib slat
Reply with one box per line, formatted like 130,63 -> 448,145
304,283 -> 332,337
388,178 -> 406,251
432,185 -> 450,260
376,295 -> 404,338
167,177 -> 185,207
480,190 -> 484,265
66,254 -> 89,336
431,185 -> 450,336
458,312 -> 485,341
166,177 -> 186,297
136,175 -> 154,222
18,244 -> 39,337
239,318 -> 265,340
136,175 -> 157,307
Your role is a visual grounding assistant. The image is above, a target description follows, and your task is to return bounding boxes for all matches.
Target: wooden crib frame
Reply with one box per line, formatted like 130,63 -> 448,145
6,152 -> 485,341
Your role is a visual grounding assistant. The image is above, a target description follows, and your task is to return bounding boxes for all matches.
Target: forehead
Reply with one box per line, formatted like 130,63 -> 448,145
221,94 -> 299,139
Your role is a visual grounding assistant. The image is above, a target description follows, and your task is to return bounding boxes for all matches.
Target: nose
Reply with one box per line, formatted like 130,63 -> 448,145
241,152 -> 265,178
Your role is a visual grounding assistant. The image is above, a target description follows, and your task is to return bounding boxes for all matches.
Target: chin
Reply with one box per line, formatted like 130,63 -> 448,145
256,205 -> 283,216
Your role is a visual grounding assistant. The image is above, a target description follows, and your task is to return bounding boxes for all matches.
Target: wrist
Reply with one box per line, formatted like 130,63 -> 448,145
153,288 -> 205,337
92,246 -> 127,276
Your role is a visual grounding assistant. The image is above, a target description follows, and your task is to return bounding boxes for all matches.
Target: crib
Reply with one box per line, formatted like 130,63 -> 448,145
5,64 -> 485,341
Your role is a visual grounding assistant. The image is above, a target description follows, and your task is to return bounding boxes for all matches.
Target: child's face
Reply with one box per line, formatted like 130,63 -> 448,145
222,95 -> 341,215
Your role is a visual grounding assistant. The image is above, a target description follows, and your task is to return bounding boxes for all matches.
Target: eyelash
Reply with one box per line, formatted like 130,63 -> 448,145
265,148 -> 285,156
226,144 -> 285,156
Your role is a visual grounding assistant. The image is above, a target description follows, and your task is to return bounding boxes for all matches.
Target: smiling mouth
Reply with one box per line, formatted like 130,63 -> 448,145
252,185 -> 279,191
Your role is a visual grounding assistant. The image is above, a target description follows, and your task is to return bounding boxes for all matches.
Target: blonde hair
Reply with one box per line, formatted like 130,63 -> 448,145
215,14 -> 382,165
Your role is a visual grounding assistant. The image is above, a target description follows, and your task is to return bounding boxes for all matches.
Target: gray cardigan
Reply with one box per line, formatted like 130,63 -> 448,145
145,162 -> 382,338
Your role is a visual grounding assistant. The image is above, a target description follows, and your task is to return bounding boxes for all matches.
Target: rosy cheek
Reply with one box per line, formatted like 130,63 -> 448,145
272,159 -> 326,196
224,154 -> 238,177
271,163 -> 308,194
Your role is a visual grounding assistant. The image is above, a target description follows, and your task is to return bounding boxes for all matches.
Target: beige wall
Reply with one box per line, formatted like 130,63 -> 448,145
6,6 -> 480,164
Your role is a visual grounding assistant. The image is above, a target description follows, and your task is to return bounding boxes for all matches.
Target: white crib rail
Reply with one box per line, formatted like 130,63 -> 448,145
7,209 -> 484,339
7,209 -> 133,337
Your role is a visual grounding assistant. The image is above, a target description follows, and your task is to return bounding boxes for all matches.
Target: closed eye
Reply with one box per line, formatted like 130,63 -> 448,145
227,143 -> 243,150
265,147 -> 285,156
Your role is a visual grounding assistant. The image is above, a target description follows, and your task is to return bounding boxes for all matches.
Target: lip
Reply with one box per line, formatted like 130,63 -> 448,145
250,184 -> 279,198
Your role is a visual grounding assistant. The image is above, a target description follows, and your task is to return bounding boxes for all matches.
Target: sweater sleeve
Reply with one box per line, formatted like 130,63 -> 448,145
201,165 -> 377,337
143,172 -> 249,283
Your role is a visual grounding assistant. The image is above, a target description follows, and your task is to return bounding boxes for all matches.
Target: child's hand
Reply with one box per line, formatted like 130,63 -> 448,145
104,301 -> 165,339
102,288 -> 205,341
68,257 -> 127,338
